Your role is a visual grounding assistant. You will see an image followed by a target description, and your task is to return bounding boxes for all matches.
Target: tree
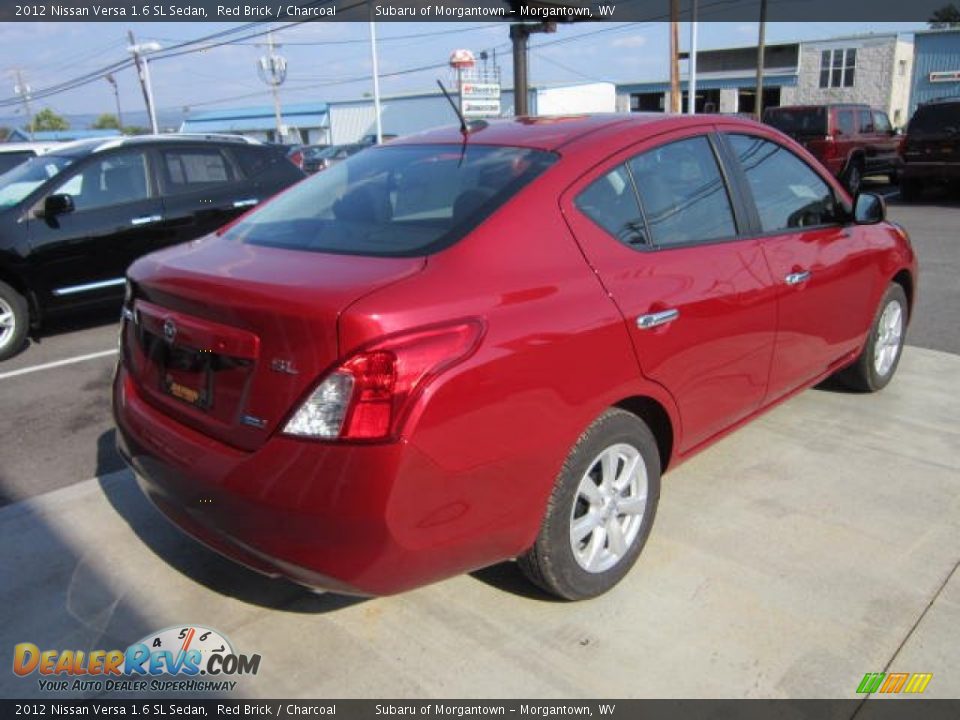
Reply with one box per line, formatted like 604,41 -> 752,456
91,113 -> 120,130
929,3 -> 960,27
121,126 -> 149,136
33,108 -> 70,131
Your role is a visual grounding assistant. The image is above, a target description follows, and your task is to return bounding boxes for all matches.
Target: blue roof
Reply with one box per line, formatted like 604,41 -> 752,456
180,102 -> 328,133
6,128 -> 121,142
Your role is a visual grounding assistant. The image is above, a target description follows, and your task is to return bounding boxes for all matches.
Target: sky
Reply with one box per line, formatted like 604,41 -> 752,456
0,20 -> 927,126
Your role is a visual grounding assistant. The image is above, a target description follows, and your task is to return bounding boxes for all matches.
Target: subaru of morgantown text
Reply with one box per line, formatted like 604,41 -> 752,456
113,115 -> 917,600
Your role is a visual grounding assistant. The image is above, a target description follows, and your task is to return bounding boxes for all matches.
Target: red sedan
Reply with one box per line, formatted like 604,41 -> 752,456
113,114 -> 917,600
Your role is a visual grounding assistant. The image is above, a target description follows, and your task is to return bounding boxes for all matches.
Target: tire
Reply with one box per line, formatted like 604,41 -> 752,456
0,280 -> 28,361
518,408 -> 661,600
839,283 -> 908,393
900,177 -> 923,202
842,158 -> 864,196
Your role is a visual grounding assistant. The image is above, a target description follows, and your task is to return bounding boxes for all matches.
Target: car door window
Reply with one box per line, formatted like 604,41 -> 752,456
628,136 -> 737,247
161,148 -> 236,193
50,150 -> 150,212
873,112 -> 892,134
858,109 -> 874,134
575,165 -> 646,246
727,134 -> 842,232
836,110 -> 856,136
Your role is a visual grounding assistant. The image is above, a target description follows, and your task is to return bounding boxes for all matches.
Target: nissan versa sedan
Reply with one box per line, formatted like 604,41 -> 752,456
113,114 -> 917,600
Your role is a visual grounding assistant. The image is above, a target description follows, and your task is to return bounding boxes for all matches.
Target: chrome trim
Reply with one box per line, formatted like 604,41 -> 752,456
131,214 -> 163,226
232,198 -> 259,209
785,271 -> 812,285
53,278 -> 126,297
636,309 -> 680,330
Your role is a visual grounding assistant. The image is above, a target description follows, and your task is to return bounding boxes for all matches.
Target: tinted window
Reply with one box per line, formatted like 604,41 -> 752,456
0,154 -> 74,209
728,134 -> 841,232
909,102 -> 960,135
51,150 -> 150,211
836,110 -> 856,136
873,111 -> 892,134
226,144 -> 556,256
764,107 -> 827,136
629,136 -> 737,247
575,166 -> 646,246
0,151 -> 35,175
858,109 -> 874,133
162,148 -> 235,191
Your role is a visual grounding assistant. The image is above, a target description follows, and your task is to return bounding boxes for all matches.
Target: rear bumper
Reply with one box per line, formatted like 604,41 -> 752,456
113,364 -> 519,596
901,162 -> 960,182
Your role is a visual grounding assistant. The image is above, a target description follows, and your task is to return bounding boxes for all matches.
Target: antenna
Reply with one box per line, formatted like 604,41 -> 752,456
436,79 -> 467,134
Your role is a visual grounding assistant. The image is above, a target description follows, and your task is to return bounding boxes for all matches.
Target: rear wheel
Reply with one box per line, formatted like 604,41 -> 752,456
0,280 -> 28,361
839,283 -> 908,392
518,408 -> 661,600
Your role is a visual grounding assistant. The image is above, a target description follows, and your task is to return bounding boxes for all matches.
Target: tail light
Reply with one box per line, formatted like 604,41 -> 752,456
283,320 -> 484,441
288,150 -> 304,169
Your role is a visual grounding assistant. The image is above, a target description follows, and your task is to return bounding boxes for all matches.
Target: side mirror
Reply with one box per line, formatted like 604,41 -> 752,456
854,192 -> 885,225
43,194 -> 75,217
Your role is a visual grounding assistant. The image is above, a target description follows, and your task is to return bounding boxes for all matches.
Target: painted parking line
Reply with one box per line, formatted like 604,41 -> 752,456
0,348 -> 117,381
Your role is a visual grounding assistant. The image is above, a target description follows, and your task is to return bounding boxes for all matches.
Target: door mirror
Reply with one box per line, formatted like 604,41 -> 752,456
854,192 -> 885,225
43,193 -> 75,217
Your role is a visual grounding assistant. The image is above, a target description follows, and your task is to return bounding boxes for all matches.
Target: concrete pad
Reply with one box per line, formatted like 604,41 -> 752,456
1,346 -> 958,699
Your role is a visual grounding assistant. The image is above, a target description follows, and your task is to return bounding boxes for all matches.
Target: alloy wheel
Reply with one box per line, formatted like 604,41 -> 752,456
0,296 -> 15,350
874,299 -> 903,377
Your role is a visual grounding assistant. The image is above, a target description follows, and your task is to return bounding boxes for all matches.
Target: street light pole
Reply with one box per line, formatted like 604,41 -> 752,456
368,17 -> 383,144
13,69 -> 34,139
127,32 -> 161,134
688,0 -> 698,115
755,0 -> 768,121
105,73 -> 124,128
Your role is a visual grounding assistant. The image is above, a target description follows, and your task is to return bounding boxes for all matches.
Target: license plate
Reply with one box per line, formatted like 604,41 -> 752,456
161,345 -> 213,410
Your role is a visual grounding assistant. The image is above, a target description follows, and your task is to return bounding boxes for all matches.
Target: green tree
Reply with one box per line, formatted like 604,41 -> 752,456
929,3 -> 960,27
33,108 -> 70,132
121,126 -> 149,136
91,113 -> 121,130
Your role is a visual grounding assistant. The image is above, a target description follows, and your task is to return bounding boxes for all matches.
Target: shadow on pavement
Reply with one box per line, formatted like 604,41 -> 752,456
95,431 -> 364,614
469,561 -> 565,602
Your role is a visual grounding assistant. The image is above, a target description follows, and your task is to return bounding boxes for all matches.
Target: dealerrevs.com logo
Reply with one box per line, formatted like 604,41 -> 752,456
13,625 -> 261,693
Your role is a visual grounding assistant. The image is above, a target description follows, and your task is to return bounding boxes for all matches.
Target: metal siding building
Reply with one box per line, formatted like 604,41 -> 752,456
180,102 -> 329,143
910,28 -> 960,117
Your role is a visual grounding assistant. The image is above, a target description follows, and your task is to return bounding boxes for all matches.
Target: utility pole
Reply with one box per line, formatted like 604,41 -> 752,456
754,0 -> 768,121
13,70 -> 34,139
669,0 -> 680,113
257,31 -> 288,142
368,18 -> 383,144
105,73 -> 124,128
509,22 -> 555,116
127,31 -> 160,134
688,0 -> 698,115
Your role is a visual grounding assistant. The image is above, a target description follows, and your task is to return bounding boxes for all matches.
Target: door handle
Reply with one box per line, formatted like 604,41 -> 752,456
637,308 -> 680,330
232,198 -> 259,209
131,214 -> 163,226
785,270 -> 812,285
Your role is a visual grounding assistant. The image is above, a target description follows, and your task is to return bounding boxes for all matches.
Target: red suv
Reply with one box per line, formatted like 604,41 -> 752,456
114,115 -> 917,600
764,104 -> 901,194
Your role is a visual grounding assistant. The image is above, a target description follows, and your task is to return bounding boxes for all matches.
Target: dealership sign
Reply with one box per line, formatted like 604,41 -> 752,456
461,82 -> 501,117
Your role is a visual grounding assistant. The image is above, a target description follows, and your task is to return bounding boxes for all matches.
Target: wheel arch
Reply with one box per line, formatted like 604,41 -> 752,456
891,268 -> 914,320
613,395 -> 676,473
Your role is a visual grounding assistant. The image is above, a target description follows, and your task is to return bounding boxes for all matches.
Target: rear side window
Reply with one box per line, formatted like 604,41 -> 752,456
858,109 -> 874,134
575,166 -> 646,246
873,111 -> 892,134
909,102 -> 960,135
629,136 -> 737,247
225,144 -> 556,256
727,134 -> 841,232
161,148 -> 235,191
763,107 -> 827,136
836,110 -> 856,136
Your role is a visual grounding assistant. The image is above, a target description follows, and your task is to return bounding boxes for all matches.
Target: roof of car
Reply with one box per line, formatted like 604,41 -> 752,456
31,133 -> 263,159
0,142 -> 59,153
393,113 -> 747,151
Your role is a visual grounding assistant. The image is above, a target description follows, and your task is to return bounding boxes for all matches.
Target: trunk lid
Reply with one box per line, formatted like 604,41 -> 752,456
123,235 -> 425,451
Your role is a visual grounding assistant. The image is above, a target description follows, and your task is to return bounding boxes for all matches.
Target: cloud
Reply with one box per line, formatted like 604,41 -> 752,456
611,35 -> 648,49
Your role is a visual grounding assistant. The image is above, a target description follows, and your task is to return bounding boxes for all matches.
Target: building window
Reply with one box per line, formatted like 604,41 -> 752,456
898,59 -> 907,77
819,48 -> 856,88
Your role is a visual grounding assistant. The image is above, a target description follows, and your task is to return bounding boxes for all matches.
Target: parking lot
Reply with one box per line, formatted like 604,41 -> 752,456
1,183 -> 958,699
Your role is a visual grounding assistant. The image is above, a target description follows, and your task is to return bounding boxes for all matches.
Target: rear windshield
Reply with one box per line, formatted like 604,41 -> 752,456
225,144 -> 556,256
764,107 -> 828,136
909,102 -> 960,135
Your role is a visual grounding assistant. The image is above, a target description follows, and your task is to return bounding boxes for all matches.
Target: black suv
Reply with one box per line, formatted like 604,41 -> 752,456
0,135 -> 304,360
900,97 -> 960,201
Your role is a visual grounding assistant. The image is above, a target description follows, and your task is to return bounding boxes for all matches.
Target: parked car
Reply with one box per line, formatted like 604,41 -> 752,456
360,133 -> 399,145
0,134 -> 304,360
287,143 -> 327,172
302,143 -> 367,173
0,142 -> 59,175
114,114 -> 916,600
763,104 -> 900,193
899,97 -> 960,201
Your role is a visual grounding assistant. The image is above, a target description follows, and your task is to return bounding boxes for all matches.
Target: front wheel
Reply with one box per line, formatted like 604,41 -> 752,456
840,283 -> 908,392
518,409 -> 661,600
0,280 -> 28,361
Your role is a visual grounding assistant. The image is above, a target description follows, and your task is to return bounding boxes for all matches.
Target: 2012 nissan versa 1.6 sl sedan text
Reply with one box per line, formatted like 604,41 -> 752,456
113,114 -> 917,600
